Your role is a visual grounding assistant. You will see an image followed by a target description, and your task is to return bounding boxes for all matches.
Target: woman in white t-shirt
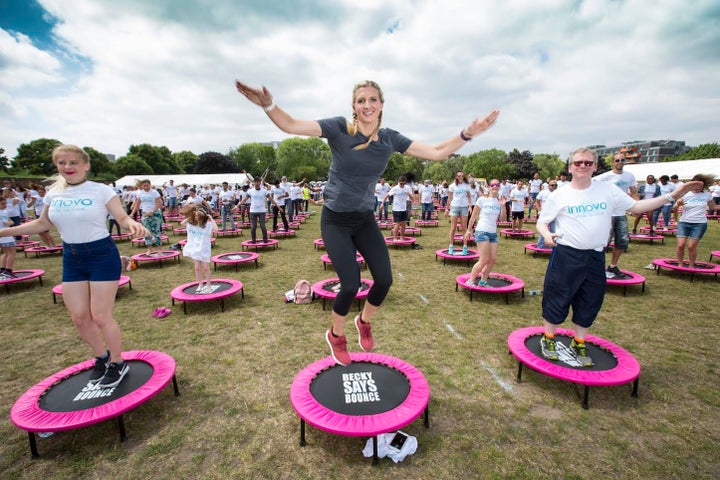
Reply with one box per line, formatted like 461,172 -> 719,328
463,179 -> 506,286
445,171 -> 472,255
675,174 -> 720,268
2,144 -> 146,389
131,180 -> 164,255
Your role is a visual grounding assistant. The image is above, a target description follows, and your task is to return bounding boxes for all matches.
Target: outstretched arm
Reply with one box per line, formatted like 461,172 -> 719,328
405,109 -> 500,161
235,81 -> 322,137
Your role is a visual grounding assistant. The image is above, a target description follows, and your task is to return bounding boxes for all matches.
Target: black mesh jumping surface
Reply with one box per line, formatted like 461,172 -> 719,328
310,361 -> 411,415
219,253 -> 253,261
486,277 -> 512,287
38,360 -> 154,412
321,280 -> 371,294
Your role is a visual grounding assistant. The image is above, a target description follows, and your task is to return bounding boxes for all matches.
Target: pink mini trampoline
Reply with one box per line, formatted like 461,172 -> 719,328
242,239 -> 279,251
52,275 -> 132,304
403,227 -> 422,236
453,233 -> 474,244
320,253 -> 365,270
111,233 -> 133,242
290,352 -> 430,465
15,240 -> 40,251
313,238 -> 325,250
629,233 -> 664,244
268,229 -> 296,238
24,245 -> 63,258
384,236 -> 416,247
710,251 -> 720,263
414,220 -> 438,227
652,258 -> 720,281
172,227 -> 187,235
455,272 -> 524,303
131,235 -> 169,247
377,221 -> 395,230
10,350 -> 179,458
0,269 -> 45,294
500,229 -> 535,239
606,270 -> 645,296
170,279 -> 244,314
639,226 -> 676,236
312,277 -> 373,311
131,250 -> 181,268
435,248 -> 479,266
523,243 -> 553,257
215,228 -> 243,237
507,327 -> 640,409
211,252 -> 259,271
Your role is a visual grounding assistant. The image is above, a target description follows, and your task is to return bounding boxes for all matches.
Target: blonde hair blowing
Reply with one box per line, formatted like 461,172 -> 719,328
48,144 -> 91,192
347,80 -> 384,150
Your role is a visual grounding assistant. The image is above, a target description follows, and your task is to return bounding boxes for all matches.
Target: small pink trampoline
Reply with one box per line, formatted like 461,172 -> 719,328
215,228 -> 243,237
384,236 -> 416,247
455,272 -> 524,303
24,245 -> 63,258
211,252 -> 259,271
313,238 -> 325,250
15,240 -> 40,251
320,253 -> 365,270
403,227 -> 422,236
170,279 -> 244,314
312,277 -> 373,311
111,233 -> 133,242
0,269 -> 45,293
131,235 -> 169,247
10,350 -> 179,458
629,233 -> 664,244
523,243 -> 553,257
268,229 -> 296,238
652,258 -> 720,281
507,327 -> 640,409
500,229 -> 535,239
639,226 -> 676,236
710,251 -> 720,263
52,275 -> 132,304
290,352 -> 430,465
242,239 -> 279,251
435,248 -> 479,266
606,270 -> 646,296
131,250 -> 181,268
377,221 -> 395,230
414,220 -> 438,227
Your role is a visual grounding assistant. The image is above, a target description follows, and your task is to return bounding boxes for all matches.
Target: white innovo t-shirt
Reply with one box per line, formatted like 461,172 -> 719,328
46,181 -> 117,244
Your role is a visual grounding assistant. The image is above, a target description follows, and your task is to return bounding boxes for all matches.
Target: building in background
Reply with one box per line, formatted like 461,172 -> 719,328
588,140 -> 690,163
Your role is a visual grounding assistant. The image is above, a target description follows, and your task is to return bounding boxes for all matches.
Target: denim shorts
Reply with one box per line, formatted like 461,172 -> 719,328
676,221 -> 707,240
609,215 -> 630,250
450,206 -> 469,217
474,231 -> 499,244
62,236 -> 121,282
1,240 -> 16,247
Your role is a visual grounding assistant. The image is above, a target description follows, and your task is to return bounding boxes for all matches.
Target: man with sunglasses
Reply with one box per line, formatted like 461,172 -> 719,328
594,152 -> 638,279
536,148 -> 700,366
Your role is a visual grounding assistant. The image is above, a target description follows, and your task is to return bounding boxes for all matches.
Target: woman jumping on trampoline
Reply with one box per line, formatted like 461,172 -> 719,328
674,174 -> 719,268
464,179 -> 506,287
3,144 -> 147,387
236,79 -> 499,365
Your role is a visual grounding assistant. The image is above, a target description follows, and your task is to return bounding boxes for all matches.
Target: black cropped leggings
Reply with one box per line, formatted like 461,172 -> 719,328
321,207 -> 393,316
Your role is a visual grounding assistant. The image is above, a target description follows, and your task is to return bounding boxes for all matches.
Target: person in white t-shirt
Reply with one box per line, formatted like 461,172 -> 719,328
2,144 -> 147,388
670,174 -> 685,223
445,171 -> 472,255
463,179 -> 506,286
218,182 -> 236,231
527,172 -> 543,218
674,174 -> 720,268
375,178 -> 391,221
382,176 -> 413,242
652,175 -> 676,230
419,180 -> 435,221
509,180 -> 529,232
130,180 -> 164,255
536,147 -> 699,367
164,180 -> 179,216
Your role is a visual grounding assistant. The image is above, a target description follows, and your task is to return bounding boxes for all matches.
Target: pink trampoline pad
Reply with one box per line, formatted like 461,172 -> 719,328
606,270 -> 645,285
524,243 -> 553,255
53,275 -> 131,296
384,236 -> 416,246
652,258 -> 720,274
170,279 -> 243,303
500,229 -> 534,238
312,278 -> 373,300
10,350 -> 176,432
0,269 -> 45,286
131,250 -> 181,262
456,272 -> 524,293
290,352 -> 430,437
435,249 -> 479,261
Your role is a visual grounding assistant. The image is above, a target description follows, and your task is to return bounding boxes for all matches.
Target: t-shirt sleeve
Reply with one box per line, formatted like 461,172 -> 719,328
383,127 -> 412,154
101,184 -> 119,206
318,116 -> 347,140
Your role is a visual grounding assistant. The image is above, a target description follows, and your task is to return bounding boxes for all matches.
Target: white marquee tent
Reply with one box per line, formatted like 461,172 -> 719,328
114,173 -> 253,188
623,158 -> 720,182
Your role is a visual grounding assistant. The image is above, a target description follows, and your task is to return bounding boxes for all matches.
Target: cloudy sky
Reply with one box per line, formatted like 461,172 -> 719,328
1,0 -> 718,161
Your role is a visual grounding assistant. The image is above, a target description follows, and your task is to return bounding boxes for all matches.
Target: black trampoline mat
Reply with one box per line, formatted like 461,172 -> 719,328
525,334 -> 618,371
310,361 -> 411,415
486,277 -> 511,287
664,260 -> 713,269
181,281 -> 234,294
321,280 -> 371,294
38,360 -> 154,412
220,253 -> 253,260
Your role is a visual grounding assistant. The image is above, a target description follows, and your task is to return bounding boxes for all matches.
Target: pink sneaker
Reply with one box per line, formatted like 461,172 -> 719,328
354,315 -> 374,352
325,330 -> 351,366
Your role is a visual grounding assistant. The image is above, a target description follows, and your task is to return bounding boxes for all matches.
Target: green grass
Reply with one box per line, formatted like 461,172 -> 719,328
1,211 -> 719,480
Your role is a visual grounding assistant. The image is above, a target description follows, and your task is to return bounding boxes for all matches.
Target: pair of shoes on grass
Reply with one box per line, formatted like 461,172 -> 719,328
152,307 -> 172,318
325,315 -> 374,366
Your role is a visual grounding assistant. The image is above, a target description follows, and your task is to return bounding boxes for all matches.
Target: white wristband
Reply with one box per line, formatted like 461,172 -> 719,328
263,102 -> 276,113
665,193 -> 674,203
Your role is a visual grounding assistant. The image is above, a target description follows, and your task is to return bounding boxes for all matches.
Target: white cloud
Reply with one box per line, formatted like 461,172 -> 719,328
0,0 -> 717,161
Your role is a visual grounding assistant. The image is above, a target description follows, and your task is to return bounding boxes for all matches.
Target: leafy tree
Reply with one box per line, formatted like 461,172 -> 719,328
383,153 -> 425,183
84,146 -> 115,177
596,154 -> 613,175
463,149 -> 514,181
194,151 -> 239,174
276,137 -> 330,180
127,144 -> 181,174
172,150 -> 198,173
532,153 -> 566,181
11,138 -> 62,175
507,148 -> 537,179
663,142 -> 720,162
228,143 -> 276,176
422,161 -> 452,184
0,147 -> 9,173
114,154 -> 153,177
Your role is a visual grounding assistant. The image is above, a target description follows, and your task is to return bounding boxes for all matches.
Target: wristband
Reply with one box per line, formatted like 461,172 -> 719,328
263,102 -> 276,112
459,130 -> 472,142
664,193 -> 674,203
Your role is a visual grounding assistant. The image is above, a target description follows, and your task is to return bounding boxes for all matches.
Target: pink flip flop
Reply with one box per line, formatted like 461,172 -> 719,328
151,307 -> 162,318
157,307 -> 172,319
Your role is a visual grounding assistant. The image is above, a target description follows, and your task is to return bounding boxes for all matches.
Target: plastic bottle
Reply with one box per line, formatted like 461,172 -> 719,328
528,290 -> 543,296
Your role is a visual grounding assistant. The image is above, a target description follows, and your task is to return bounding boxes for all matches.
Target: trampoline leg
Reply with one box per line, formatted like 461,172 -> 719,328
118,414 -> 127,441
183,302 -> 187,315
623,286 -> 627,297
372,436 -> 378,465
516,361 -> 523,383
28,432 -> 39,459
221,299 -> 225,312
424,405 -> 430,428
52,293 -> 57,304
631,378 -> 640,398
38,276 -> 43,286
299,419 -> 306,446
172,375 -> 180,396
582,386 -> 590,410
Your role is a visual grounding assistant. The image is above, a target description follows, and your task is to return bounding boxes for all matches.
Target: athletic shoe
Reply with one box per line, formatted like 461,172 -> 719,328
97,360 -> 130,388
354,315 -> 373,352
325,330 -> 351,366
465,278 -> 477,287
202,285 -> 213,294
539,335 -> 559,361
462,246 -> 468,255
88,350 -> 110,383
478,280 -> 488,287
447,245 -> 454,254
570,339 -> 593,367
605,266 -> 620,278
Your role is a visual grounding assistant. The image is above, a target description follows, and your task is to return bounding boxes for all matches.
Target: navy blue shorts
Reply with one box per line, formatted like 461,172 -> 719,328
542,244 -> 606,328
62,236 -> 121,282
392,210 -> 409,223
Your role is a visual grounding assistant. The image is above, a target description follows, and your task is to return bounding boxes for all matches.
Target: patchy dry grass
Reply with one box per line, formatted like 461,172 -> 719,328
1,211 -> 719,480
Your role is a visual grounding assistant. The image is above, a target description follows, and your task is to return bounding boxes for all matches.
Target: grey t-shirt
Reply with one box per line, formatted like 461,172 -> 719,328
318,116 -> 412,212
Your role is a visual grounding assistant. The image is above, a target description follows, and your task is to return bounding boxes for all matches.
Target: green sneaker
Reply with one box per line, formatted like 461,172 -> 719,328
571,339 -> 593,367
539,335 -> 559,361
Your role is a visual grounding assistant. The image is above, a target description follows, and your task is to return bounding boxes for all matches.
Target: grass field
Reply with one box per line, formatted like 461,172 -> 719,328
1,209 -> 719,480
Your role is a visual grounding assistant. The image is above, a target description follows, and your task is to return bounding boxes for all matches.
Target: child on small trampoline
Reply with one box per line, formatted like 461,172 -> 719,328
181,203 -> 218,294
